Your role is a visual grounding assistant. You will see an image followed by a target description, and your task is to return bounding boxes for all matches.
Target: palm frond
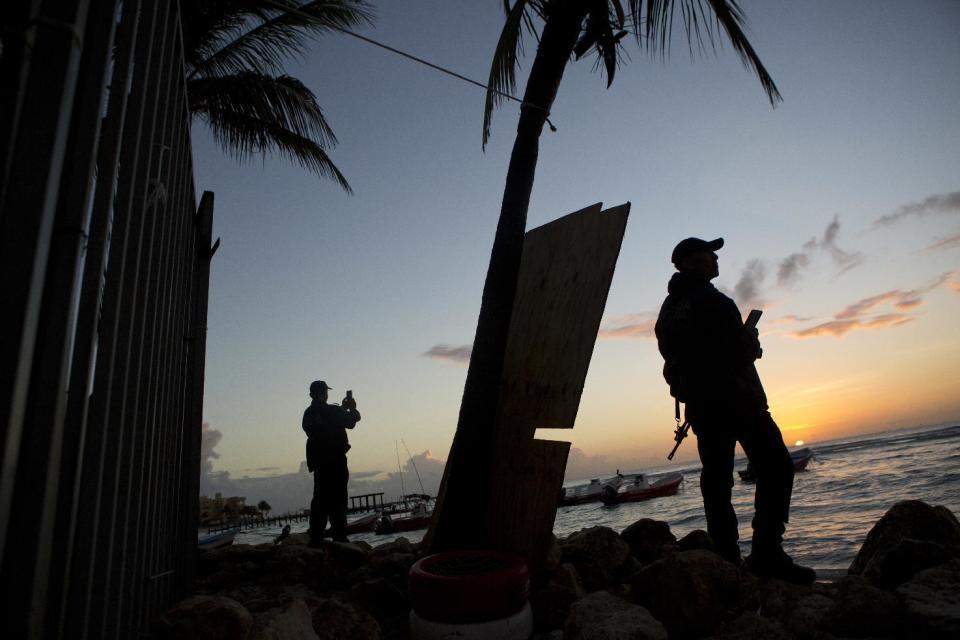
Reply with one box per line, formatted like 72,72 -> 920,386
190,72 -> 351,190
704,0 -> 781,105
483,0 -> 532,149
188,0 -> 375,79
633,0 -> 782,105
575,0 -> 623,87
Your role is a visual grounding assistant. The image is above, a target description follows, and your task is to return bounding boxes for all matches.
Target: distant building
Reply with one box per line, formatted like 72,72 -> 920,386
199,492 -> 252,524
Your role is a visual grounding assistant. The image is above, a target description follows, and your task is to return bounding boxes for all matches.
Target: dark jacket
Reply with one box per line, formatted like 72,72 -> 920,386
655,271 -> 767,412
302,402 -> 360,472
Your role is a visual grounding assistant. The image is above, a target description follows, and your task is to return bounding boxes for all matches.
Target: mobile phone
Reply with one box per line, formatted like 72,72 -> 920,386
744,309 -> 763,329
346,390 -> 353,399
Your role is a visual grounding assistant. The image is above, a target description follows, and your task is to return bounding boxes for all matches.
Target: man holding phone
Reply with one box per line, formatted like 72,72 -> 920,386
302,380 -> 361,546
654,237 -> 814,585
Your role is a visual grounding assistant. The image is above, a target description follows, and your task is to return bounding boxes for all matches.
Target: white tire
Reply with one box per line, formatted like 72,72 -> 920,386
409,601 -> 532,640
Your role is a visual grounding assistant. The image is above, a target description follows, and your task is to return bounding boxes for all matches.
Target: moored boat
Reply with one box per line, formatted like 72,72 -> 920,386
375,502 -> 433,534
738,447 -> 813,482
600,472 -> 684,506
198,527 -> 239,550
559,473 -> 637,506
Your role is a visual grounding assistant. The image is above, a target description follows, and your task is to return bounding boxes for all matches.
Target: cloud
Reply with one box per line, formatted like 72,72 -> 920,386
772,215 -> 863,290
423,344 -> 471,364
817,215 -> 864,274
926,231 -> 960,251
792,314 -> 913,338
791,272 -> 952,338
874,191 -> 960,226
733,259 -> 766,307
348,449 -> 447,499
598,312 -> 657,339
201,423 -> 222,475
777,252 -> 810,287
834,272 -> 952,320
951,281 -> 960,293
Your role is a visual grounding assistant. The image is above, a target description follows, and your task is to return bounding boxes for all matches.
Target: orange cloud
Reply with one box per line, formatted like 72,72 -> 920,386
833,272 -> 951,320
792,313 -> 913,338
926,232 -> 960,251
598,313 -> 657,340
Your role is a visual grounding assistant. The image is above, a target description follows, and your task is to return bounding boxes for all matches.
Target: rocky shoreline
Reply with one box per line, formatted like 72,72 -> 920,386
159,500 -> 960,639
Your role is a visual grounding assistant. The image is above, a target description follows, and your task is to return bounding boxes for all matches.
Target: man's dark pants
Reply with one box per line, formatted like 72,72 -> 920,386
688,404 -> 794,561
309,455 -> 349,542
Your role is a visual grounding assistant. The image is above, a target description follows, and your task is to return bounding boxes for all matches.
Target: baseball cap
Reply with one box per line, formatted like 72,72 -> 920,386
671,237 -> 724,265
309,380 -> 332,396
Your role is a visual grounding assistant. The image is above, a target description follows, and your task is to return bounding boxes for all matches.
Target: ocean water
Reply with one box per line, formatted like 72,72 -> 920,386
237,424 -> 960,573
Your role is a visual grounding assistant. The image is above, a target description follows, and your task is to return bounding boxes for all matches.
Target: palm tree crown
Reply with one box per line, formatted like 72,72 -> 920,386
182,1 -> 375,192
483,0 -> 782,146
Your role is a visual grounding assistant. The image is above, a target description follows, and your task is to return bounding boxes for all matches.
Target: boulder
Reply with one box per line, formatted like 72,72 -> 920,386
564,591 -> 667,640
279,533 -> 311,547
877,538 -> 960,587
323,541 -> 369,573
531,580 -> 581,633
560,527 -> 631,591
532,564 -> 586,633
744,578 -> 809,624
822,575 -> 904,638
896,558 -> 960,639
303,596 -> 380,640
157,595 -> 253,640
708,612 -> 791,640
630,549 -> 739,638
849,500 -> 960,586
347,577 -> 410,625
252,598 -> 319,640
364,537 -> 417,585
783,592 -> 833,638
216,585 -> 316,615
197,543 -> 338,593
550,562 -> 587,598
677,529 -> 714,553
620,519 -> 677,565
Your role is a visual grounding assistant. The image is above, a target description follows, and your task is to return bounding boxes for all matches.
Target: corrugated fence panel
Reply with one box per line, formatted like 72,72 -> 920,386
0,1 -> 214,637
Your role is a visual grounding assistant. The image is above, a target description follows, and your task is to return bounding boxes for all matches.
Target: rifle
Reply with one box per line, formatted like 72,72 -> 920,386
667,397 -> 689,460
668,419 -> 690,460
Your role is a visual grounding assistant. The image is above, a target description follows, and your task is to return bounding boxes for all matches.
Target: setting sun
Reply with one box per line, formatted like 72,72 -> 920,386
796,440 -> 805,446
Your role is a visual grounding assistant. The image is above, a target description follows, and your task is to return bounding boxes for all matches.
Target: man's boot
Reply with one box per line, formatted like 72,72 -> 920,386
746,543 -> 816,585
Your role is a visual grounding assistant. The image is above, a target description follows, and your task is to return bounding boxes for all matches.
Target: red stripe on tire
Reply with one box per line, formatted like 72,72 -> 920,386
409,550 -> 530,623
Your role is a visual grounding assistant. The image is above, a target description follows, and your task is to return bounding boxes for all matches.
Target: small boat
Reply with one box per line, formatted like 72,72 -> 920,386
198,528 -> 239,550
375,503 -> 433,534
559,473 -> 634,506
738,447 -> 813,483
600,472 -> 684,505
345,512 -> 380,534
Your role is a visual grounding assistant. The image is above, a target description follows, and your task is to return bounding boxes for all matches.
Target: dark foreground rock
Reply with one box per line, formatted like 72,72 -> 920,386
896,558 -> 960,639
849,499 -> 960,587
631,549 -> 739,638
560,526 -> 631,591
161,501 -> 959,639
564,591 -> 666,640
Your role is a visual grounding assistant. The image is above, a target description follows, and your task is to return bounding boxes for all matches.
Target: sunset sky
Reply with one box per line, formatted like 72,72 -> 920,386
194,0 -> 960,486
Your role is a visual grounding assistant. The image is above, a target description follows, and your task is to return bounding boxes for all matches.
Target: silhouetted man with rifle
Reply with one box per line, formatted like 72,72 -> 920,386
655,237 -> 815,585
303,380 -> 360,547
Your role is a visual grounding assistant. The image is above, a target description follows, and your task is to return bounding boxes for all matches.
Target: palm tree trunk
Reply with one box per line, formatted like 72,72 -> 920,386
429,0 -> 587,551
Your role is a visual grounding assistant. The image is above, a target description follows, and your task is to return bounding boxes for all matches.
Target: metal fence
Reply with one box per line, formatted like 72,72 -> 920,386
0,1 -> 214,637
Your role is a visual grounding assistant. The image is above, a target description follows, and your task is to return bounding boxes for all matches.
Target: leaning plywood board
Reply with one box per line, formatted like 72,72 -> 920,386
488,202 -> 630,566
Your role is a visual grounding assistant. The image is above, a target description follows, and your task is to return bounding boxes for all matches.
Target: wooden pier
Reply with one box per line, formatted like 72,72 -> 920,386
204,510 -> 308,534
203,493 -> 434,534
